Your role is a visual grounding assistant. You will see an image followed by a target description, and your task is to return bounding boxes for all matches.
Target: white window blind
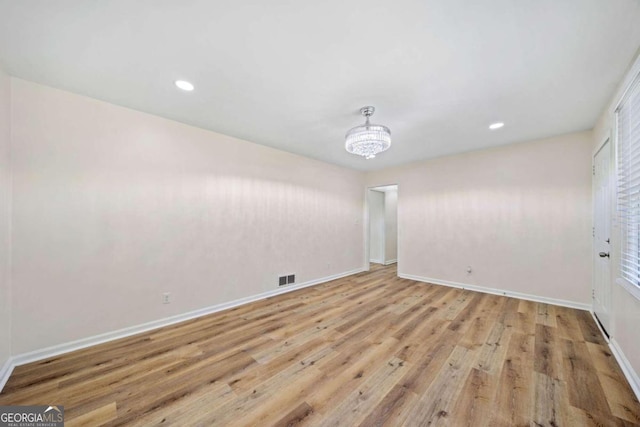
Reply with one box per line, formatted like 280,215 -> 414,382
617,74 -> 640,289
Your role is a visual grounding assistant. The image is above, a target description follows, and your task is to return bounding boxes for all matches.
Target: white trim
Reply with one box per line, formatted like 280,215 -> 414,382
3,268 -> 636,402
590,311 -> 610,342
364,187 -> 371,271
609,49 -> 640,115
592,131 -> 612,157
0,267 -> 364,392
364,183 -> 399,273
590,312 -> 640,402
369,258 -> 383,264
609,338 -> 640,402
592,135 -> 614,334
616,278 -> 640,303
383,259 -> 397,265
0,356 -> 15,392
399,273 -> 590,311
1,76 -> 14,395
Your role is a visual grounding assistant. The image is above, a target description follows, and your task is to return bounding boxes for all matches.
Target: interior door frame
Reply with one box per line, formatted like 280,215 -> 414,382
592,132 -> 613,337
364,184 -> 399,272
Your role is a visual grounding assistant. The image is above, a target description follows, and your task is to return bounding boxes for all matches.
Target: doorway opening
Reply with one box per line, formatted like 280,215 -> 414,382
366,185 -> 398,271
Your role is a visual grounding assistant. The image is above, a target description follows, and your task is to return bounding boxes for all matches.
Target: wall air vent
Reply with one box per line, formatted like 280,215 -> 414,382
278,274 -> 296,287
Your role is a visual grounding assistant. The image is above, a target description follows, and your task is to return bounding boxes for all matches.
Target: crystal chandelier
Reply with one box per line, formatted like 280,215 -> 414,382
345,106 -> 391,160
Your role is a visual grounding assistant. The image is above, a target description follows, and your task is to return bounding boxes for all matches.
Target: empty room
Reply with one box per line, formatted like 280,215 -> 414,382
1,1 -> 640,426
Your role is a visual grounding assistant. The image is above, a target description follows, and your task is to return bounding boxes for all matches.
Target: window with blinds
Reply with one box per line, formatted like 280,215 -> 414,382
617,74 -> 640,290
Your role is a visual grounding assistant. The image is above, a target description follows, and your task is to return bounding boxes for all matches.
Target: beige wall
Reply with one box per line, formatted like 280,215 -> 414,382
367,131 -> 593,306
592,51 -> 640,386
3,63 -> 635,391
0,69 -> 11,368
10,78 -> 365,354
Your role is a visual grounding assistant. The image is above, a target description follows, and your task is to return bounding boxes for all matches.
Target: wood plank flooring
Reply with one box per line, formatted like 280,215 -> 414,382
1,264 -> 639,426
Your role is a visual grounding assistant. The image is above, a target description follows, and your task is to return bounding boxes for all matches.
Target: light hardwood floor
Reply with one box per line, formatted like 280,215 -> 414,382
1,264 -> 639,426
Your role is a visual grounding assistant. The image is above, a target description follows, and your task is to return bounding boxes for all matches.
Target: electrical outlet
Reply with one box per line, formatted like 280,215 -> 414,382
162,292 -> 171,304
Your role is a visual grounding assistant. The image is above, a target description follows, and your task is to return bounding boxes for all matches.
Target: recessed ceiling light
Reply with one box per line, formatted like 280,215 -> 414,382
175,80 -> 194,91
489,122 -> 504,130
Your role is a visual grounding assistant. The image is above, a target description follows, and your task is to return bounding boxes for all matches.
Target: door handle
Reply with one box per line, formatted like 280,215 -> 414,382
599,252 -> 610,258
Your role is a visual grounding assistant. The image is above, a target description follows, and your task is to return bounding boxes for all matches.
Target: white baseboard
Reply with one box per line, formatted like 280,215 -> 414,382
9,268 -> 634,400
0,356 -> 15,392
610,338 -> 640,401
400,274 -> 640,401
384,259 -> 397,265
369,258 -> 382,264
399,273 -> 591,311
589,312 -> 640,402
0,267 -> 364,392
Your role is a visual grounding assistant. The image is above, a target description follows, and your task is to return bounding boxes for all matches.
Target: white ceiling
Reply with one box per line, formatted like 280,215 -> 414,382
1,1 -> 639,171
